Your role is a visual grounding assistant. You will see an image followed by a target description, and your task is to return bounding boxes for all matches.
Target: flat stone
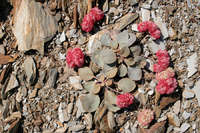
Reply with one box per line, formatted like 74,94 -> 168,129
182,89 -> 195,99
69,76 -> 83,90
193,79 -> 200,106
23,57 -> 37,85
58,102 -> 70,123
47,68 -> 58,88
172,100 -> 181,115
131,24 -> 138,31
12,0 -> 58,54
129,0 -> 138,6
187,53 -> 198,78
68,124 -> 85,132
5,74 -> 19,94
182,111 -> 191,120
141,8 -> 150,22
155,16 -> 169,39
148,40 -> 165,54
60,31 -> 66,43
167,112 -> 180,127
180,123 -> 190,132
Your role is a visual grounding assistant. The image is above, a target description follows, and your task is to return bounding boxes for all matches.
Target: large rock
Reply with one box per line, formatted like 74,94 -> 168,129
12,0 -> 58,54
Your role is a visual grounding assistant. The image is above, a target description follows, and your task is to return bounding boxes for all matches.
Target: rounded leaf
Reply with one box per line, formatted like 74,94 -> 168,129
104,90 -> 120,112
119,47 -> 130,57
105,67 -> 118,78
80,94 -> 100,112
83,81 -> 101,94
118,78 -> 136,92
100,49 -> 116,64
118,64 -> 127,77
78,67 -> 94,81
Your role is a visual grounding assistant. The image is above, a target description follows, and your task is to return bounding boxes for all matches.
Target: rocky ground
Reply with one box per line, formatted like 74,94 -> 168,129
0,0 -> 200,133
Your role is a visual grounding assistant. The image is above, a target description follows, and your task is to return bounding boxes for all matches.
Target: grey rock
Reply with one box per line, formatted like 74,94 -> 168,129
58,102 -> 70,123
67,103 -> 73,114
141,8 -> 150,22
193,79 -> 200,106
183,89 -> 195,99
69,76 -> 83,90
155,16 -> 169,39
0,45 -> 5,54
69,124 -> 85,132
129,0 -> 138,6
182,111 -> 191,120
128,67 -> 142,81
12,0 -> 58,54
180,123 -> 190,132
47,68 -> 58,88
23,57 -> 37,85
60,31 -> 66,43
148,40 -> 165,54
152,0 -> 158,9
173,100 -> 181,115
5,74 -> 19,94
187,53 -> 198,78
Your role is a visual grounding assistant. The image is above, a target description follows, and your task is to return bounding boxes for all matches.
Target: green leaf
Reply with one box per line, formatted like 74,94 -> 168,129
104,90 -> 120,112
100,49 -> 116,64
118,64 -> 127,77
78,67 -> 94,81
80,94 -> 100,112
83,81 -> 101,94
118,78 -> 136,92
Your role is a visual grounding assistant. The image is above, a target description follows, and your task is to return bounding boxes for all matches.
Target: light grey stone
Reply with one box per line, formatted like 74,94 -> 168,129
155,16 -> 169,39
60,31 -> 66,43
173,100 -> 181,115
193,79 -> 200,106
187,53 -> 198,78
148,40 -> 165,54
180,123 -> 190,132
183,89 -> 195,99
182,111 -> 191,120
141,8 -> 150,22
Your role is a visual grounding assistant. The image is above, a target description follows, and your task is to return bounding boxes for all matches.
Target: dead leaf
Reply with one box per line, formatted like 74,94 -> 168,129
159,96 -> 179,110
0,54 -> 15,65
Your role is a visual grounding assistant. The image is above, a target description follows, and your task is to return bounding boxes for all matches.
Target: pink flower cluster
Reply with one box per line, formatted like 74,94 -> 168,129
81,7 -> 104,32
116,93 -> 134,108
153,50 -> 177,94
153,49 -> 170,73
66,48 -> 84,68
137,21 -> 161,39
137,109 -> 154,128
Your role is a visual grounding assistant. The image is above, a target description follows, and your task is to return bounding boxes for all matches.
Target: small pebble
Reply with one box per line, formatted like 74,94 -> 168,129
182,111 -> 191,120
180,123 -> 190,132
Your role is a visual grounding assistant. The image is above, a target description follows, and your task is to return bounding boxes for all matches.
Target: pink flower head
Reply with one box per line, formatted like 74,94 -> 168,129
137,21 -> 149,32
81,19 -> 94,32
147,21 -> 159,33
156,67 -> 175,81
156,78 -> 177,94
137,109 -> 154,127
137,21 -> 161,39
81,7 -> 104,32
153,50 -> 170,72
150,29 -> 161,39
116,93 -> 134,108
90,7 -> 104,21
66,48 -> 84,68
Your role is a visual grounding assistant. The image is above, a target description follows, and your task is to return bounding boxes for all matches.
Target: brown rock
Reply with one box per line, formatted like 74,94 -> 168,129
12,0 -> 58,54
